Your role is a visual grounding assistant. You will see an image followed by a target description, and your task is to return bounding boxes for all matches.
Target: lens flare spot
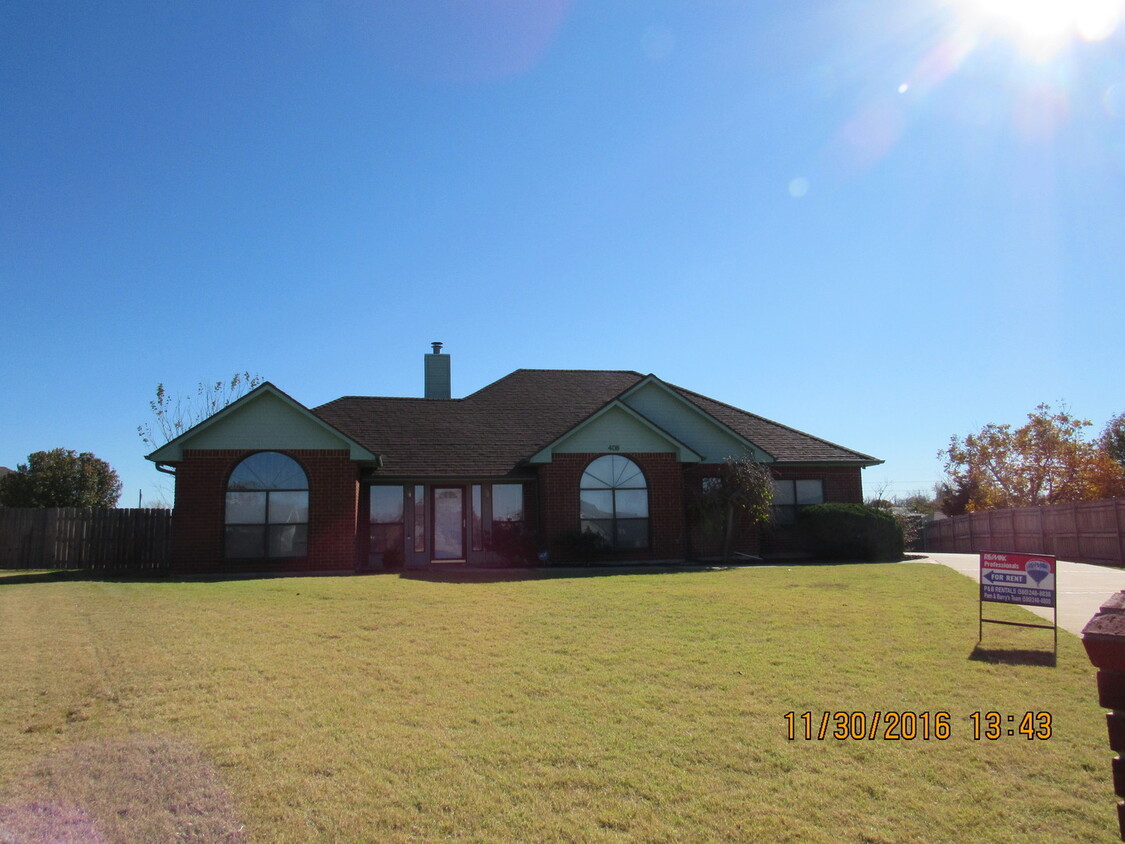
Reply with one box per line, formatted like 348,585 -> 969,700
1104,81 -> 1125,118
788,178 -> 810,198
837,103 -> 905,170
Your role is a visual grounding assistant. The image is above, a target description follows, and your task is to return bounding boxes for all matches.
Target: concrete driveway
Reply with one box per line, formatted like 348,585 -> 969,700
919,551 -> 1125,636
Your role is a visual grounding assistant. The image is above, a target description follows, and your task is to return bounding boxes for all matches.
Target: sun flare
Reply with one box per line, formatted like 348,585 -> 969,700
961,0 -> 1123,56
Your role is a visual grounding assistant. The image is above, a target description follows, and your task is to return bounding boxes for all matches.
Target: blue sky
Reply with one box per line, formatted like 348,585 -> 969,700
2,0 -> 1123,506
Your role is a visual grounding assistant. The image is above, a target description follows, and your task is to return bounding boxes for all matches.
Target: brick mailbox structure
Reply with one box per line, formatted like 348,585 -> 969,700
1081,591 -> 1125,840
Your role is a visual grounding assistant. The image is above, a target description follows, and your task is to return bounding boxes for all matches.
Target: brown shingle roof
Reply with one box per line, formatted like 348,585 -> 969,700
312,369 -> 879,477
668,385 -> 881,465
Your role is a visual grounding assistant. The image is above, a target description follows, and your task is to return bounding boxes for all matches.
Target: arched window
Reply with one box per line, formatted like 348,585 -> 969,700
225,452 -> 309,558
580,455 -> 649,549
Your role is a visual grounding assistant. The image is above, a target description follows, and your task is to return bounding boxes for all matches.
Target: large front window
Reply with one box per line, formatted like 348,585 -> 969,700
580,455 -> 649,549
370,485 -> 406,567
773,479 -> 824,523
225,452 -> 309,558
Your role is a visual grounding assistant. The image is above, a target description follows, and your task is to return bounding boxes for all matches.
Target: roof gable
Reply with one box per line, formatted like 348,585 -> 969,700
618,376 -> 772,463
146,382 -> 379,463
528,401 -> 703,463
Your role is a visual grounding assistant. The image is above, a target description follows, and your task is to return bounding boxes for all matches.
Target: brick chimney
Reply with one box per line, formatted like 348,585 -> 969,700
424,342 -> 451,399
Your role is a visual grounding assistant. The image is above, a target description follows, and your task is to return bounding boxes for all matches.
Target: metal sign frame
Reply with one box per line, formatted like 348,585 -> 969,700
978,550 -> 1058,655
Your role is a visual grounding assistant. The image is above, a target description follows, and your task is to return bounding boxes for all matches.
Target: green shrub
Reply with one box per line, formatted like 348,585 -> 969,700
552,529 -> 608,564
490,520 -> 538,566
796,503 -> 904,562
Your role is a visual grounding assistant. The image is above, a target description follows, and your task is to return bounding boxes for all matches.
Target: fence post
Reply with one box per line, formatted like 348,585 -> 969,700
1118,499 -> 1125,569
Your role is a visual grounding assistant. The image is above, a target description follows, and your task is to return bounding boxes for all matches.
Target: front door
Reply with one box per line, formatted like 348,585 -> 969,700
432,486 -> 465,562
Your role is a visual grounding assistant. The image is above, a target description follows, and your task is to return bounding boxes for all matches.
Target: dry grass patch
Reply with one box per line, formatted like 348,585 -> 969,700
0,565 -> 1113,842
0,735 -> 245,844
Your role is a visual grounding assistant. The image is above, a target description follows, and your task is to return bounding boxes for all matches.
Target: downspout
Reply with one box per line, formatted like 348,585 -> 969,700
155,462 -> 177,476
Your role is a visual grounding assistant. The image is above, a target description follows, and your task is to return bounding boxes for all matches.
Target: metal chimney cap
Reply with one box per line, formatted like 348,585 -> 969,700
431,341 -> 443,354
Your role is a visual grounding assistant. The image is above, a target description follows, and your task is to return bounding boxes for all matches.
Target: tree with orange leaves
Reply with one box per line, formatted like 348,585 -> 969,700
938,403 -> 1125,514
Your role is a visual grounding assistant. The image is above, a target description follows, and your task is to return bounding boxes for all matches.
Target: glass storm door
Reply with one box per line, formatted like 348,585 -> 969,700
432,487 -> 465,561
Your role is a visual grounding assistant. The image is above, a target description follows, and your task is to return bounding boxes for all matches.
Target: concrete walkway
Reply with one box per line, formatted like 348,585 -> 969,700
919,552 -> 1125,636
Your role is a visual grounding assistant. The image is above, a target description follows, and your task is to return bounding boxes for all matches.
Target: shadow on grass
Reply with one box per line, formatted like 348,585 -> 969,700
0,570 -> 103,586
968,645 -> 1057,668
1,554 -> 922,586
0,565 -> 727,586
0,570 -> 186,586
397,563 -> 742,584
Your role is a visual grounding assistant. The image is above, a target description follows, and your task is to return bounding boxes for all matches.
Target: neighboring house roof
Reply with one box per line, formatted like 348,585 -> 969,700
313,369 -> 881,477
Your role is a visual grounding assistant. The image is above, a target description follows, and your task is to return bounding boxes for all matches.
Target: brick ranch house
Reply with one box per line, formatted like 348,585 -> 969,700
147,345 -> 882,575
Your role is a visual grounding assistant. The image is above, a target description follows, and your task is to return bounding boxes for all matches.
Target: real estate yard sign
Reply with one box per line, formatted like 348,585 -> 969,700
979,551 -> 1057,653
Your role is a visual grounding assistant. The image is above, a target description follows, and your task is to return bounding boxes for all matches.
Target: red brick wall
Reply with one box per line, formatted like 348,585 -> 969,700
539,453 -> 686,561
171,449 -> 358,575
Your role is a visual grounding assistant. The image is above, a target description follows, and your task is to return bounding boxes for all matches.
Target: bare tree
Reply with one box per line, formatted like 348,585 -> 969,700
138,373 -> 263,450
695,456 -> 775,562
137,373 -> 263,508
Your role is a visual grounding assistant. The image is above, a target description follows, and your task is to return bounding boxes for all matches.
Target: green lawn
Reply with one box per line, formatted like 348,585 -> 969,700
0,564 -> 1113,843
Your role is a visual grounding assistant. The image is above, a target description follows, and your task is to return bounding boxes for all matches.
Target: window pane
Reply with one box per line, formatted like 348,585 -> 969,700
472,485 -> 483,552
492,484 -> 523,522
702,477 -> 722,493
773,480 -> 796,505
773,504 -> 797,524
580,455 -> 615,488
225,525 -> 265,558
414,485 -> 426,553
269,524 -> 307,557
796,480 -> 824,506
371,524 -> 404,556
580,490 -> 613,519
615,519 -> 648,549
614,489 -> 649,519
611,457 -> 645,489
370,486 -> 404,524
269,491 -> 309,524
226,491 -> 266,524
581,519 -> 612,543
229,452 -> 307,491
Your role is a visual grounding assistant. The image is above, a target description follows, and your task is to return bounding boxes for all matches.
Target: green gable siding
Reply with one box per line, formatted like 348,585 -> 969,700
550,405 -> 679,456
187,392 -> 352,451
622,381 -> 770,463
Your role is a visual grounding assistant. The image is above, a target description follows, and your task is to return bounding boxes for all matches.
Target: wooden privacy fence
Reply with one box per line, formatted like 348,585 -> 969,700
924,498 -> 1125,567
0,508 -> 171,573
